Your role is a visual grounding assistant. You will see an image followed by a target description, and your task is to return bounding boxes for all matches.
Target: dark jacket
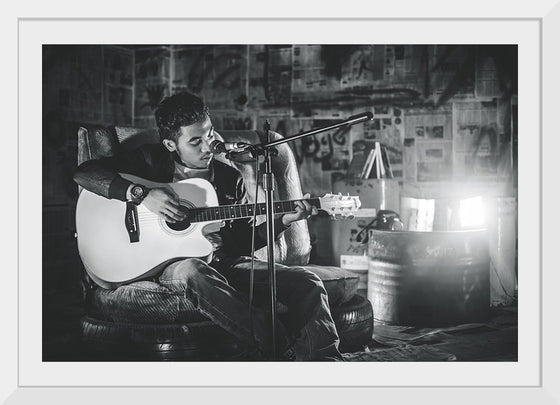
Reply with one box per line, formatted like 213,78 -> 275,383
73,143 -> 288,268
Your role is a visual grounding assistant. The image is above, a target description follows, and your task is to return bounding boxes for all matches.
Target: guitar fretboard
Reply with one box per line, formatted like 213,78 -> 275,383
186,198 -> 321,223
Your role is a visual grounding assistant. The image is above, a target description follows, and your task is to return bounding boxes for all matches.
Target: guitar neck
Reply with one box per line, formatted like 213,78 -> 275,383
187,198 -> 321,223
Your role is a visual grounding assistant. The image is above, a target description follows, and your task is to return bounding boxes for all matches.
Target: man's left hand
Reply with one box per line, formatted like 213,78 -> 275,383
281,193 -> 319,226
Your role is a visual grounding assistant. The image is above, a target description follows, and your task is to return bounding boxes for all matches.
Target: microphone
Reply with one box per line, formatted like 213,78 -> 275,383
209,140 -> 249,154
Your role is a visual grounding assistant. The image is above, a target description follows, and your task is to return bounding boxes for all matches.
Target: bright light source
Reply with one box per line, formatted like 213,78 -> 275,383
459,196 -> 486,228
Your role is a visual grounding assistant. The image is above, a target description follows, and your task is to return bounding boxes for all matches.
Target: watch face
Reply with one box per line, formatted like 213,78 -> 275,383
131,185 -> 144,198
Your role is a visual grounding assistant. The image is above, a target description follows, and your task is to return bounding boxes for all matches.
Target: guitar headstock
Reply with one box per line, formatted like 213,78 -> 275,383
318,193 -> 361,220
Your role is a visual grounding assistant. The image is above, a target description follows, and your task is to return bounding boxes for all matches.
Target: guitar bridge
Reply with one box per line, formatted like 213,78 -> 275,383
125,202 -> 140,243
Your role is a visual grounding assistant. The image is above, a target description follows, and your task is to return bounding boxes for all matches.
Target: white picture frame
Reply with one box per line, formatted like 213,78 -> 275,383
5,0 -> 559,402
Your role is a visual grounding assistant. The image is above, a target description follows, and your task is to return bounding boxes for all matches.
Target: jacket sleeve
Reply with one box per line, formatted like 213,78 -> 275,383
73,147 -> 153,201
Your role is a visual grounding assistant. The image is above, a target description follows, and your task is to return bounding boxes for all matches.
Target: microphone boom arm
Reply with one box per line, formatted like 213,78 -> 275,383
251,112 -> 373,153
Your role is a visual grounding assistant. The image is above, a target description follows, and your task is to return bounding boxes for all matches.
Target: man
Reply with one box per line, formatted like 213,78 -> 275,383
73,92 -> 343,361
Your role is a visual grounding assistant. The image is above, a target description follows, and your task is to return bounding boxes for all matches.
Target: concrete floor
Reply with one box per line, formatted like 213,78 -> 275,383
349,305 -> 517,361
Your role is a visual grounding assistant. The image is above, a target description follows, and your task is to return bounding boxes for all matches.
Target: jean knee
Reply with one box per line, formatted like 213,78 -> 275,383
177,258 -> 207,273
162,258 -> 209,287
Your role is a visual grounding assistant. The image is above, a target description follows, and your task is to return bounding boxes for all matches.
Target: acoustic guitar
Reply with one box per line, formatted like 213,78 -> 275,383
76,174 -> 361,288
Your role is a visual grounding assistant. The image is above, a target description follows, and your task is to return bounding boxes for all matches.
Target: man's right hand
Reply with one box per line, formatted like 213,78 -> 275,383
141,187 -> 186,223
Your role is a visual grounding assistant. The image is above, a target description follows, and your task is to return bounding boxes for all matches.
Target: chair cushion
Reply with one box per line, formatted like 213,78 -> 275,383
303,264 -> 360,305
87,265 -> 360,324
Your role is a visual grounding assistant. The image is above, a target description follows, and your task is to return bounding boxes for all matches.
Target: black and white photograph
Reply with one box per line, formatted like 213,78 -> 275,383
42,43 -> 520,364
5,6 -> 557,403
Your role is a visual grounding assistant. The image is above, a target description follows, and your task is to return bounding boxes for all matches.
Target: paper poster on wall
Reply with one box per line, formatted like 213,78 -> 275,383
291,45 -> 345,118
134,47 -> 170,119
278,118 -> 351,196
170,45 -> 249,110
212,110 -> 255,131
403,106 -> 452,182
384,45 -> 395,78
202,45 -> 248,110
453,101 -> 501,178
340,46 -> 375,89
431,45 -> 475,99
404,106 -> 453,141
416,140 -> 453,182
475,54 -> 501,98
248,45 -> 292,112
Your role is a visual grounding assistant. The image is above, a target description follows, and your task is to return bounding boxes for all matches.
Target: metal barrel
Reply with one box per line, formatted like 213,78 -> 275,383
367,229 -> 490,327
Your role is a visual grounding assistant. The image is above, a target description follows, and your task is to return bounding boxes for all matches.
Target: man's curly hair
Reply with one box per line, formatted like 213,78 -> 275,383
154,92 -> 210,143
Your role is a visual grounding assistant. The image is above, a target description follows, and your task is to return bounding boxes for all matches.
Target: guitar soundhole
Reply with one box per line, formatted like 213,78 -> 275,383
161,199 -> 195,234
165,218 -> 191,231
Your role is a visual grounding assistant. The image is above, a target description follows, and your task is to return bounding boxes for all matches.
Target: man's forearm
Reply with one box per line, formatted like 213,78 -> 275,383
73,159 -> 133,201
252,217 -> 289,251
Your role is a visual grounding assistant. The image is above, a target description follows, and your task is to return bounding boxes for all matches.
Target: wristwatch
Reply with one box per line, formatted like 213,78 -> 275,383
129,184 -> 149,206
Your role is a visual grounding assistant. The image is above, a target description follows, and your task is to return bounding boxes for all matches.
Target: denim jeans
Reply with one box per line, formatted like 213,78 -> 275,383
158,257 -> 342,361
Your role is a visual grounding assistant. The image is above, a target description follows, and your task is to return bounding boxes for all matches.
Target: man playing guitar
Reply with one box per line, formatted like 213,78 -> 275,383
73,92 -> 344,361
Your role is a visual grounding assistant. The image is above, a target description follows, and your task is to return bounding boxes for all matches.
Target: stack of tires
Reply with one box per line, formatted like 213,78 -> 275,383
81,294 -> 373,361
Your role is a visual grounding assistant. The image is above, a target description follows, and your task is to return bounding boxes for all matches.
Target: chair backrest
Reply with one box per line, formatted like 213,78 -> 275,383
77,125 -> 311,266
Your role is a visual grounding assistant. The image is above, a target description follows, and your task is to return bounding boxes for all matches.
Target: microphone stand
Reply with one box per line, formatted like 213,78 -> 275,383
243,112 -> 373,360
262,120 -> 278,360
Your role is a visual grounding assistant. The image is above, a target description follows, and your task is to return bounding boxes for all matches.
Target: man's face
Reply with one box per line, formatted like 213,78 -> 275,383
163,115 -> 215,169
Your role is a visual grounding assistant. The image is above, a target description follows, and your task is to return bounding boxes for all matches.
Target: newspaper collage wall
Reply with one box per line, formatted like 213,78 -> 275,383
152,44 -> 512,196
42,45 -> 513,198
132,44 -> 514,268
41,44 -> 516,270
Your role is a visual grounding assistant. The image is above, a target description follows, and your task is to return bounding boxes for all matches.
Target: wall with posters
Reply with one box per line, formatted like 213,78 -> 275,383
40,44 -> 512,201
128,44 -> 517,204
127,45 -> 516,200
42,44 -> 518,274
42,44 -> 517,202
131,44 -> 517,263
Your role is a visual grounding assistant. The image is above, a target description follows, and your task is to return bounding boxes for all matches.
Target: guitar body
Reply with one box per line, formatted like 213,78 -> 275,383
76,174 -> 222,289
76,173 -> 361,289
